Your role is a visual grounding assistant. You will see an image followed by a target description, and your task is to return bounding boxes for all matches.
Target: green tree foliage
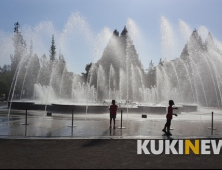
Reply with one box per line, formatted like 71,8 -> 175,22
159,58 -> 164,66
59,54 -> 66,64
81,62 -> 92,82
10,22 -> 26,77
9,22 -> 27,98
1,23 -> 73,100
38,54 -> 50,86
89,26 -> 147,100
23,53 -> 40,98
146,60 -> 156,88
121,26 -> 128,36
49,34 -> 56,62
113,29 -> 119,36
0,65 -> 12,99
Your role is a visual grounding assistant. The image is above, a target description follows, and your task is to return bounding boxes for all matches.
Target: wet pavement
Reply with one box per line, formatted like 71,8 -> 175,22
0,103 -> 222,139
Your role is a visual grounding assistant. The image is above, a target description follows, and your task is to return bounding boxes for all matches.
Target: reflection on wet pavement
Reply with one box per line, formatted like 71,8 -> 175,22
0,106 -> 222,139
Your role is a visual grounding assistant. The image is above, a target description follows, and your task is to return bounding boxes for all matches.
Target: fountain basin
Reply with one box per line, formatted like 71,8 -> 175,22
8,101 -> 35,110
8,101 -> 198,114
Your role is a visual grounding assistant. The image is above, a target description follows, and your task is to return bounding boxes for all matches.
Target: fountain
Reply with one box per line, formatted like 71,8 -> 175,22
3,14 -> 222,114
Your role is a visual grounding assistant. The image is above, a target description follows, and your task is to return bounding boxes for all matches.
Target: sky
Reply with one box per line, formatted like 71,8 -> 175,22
0,0 -> 222,74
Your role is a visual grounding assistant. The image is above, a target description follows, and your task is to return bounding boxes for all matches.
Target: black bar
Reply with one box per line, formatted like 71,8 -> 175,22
208,111 -> 216,132
68,108 -> 77,128
25,107 -> 28,125
118,109 -> 125,129
121,110 -> 123,128
212,112 -> 213,135
72,109 -> 74,127
21,107 -> 29,125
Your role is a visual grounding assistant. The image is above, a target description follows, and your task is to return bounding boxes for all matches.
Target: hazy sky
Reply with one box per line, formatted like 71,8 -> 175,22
0,0 -> 222,74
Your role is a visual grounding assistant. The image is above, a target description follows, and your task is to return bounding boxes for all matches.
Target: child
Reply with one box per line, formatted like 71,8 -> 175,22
109,100 -> 118,129
162,100 -> 178,136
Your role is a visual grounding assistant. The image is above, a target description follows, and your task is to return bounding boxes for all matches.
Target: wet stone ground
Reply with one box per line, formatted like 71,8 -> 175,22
1,103 -> 222,169
0,103 -> 222,139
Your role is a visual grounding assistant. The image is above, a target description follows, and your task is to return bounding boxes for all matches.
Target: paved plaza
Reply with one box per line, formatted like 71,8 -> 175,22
1,102 -> 222,169
0,102 -> 222,139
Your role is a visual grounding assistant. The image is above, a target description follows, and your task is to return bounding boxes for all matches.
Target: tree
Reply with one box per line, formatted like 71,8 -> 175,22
113,30 -> 119,37
24,54 -> 40,98
148,60 -> 154,71
145,60 -> 156,88
49,34 -> 56,61
159,58 -> 164,66
0,64 -> 12,98
11,22 -> 26,76
59,54 -> 66,64
121,26 -> 128,36
9,22 -> 28,98
0,65 -> 10,73
38,54 -> 50,86
81,62 -> 92,82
